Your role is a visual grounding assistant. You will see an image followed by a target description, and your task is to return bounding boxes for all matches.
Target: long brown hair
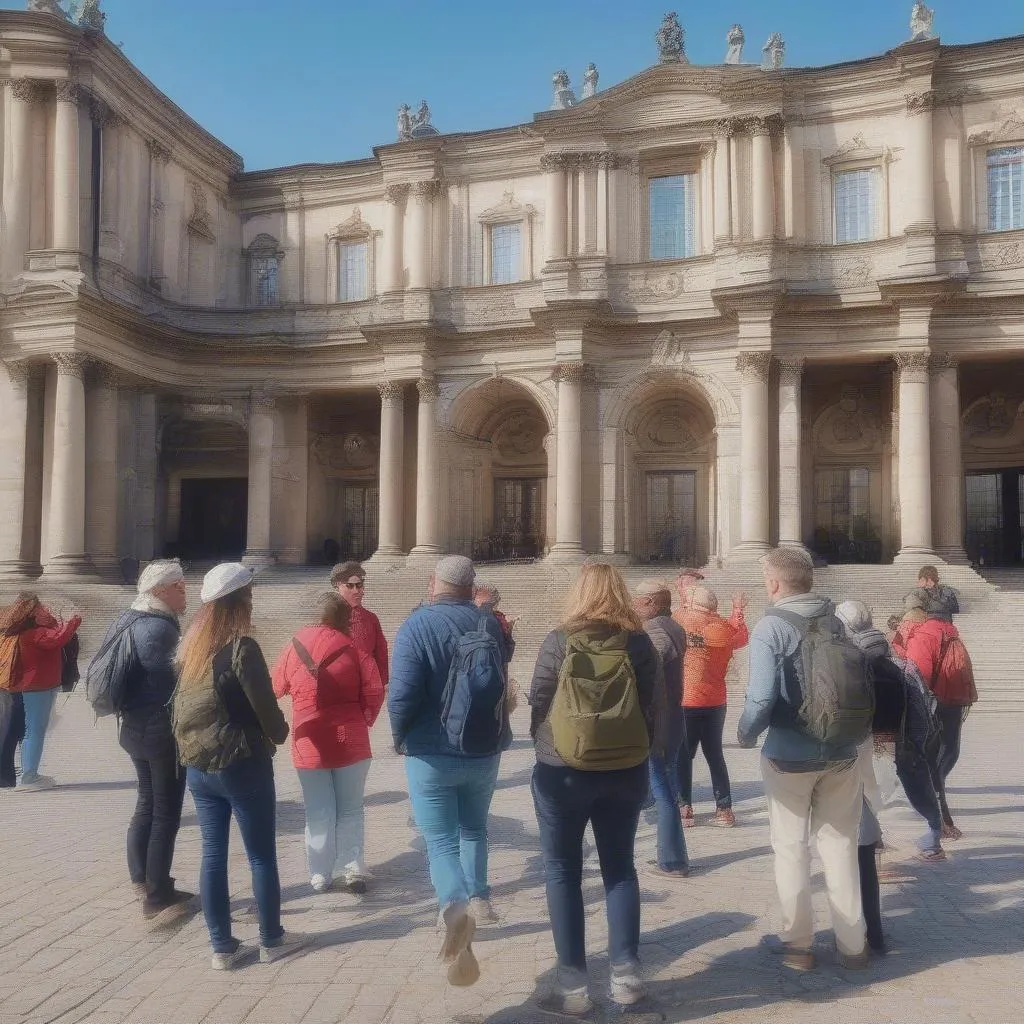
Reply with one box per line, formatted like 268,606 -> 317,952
561,563 -> 643,635
318,592 -> 352,634
175,586 -> 253,688
0,593 -> 40,634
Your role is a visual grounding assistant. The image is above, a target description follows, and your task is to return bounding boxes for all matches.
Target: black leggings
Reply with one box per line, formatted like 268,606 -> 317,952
677,705 -> 732,809
858,843 -> 884,951
0,693 -> 26,787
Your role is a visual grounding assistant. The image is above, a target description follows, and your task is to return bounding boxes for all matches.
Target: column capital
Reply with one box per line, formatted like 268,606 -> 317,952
53,352 -> 89,379
539,153 -> 575,173
776,356 -> 805,385
905,91 -> 937,115
736,351 -> 772,384
378,379 -> 405,403
54,80 -> 84,106
712,117 -> 741,139
411,179 -> 442,202
384,182 -> 410,205
5,78 -> 42,103
2,359 -> 36,390
147,138 -> 172,164
893,350 -> 931,377
553,361 -> 593,385
90,97 -> 122,129
249,390 -> 276,413
928,351 -> 959,374
416,376 -> 440,402
88,361 -> 121,390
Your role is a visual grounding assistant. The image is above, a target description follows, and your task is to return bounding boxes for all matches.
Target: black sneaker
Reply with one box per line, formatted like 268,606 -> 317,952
142,889 -> 195,920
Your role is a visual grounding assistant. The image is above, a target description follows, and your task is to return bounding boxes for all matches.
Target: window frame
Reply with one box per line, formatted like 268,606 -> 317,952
327,209 -> 378,304
641,154 -> 703,263
478,193 -> 535,285
244,233 -> 284,307
831,164 -> 884,245
984,144 -> 1024,234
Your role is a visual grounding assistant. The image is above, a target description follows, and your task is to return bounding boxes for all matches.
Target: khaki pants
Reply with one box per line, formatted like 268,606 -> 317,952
761,754 -> 867,956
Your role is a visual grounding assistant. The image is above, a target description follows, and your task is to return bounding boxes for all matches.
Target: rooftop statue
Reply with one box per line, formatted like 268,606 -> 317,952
910,2 -> 936,42
725,24 -> 745,65
581,63 -> 599,100
27,1 -> 66,15
551,70 -> 576,111
656,12 -> 686,64
762,32 -> 785,70
412,101 -> 431,130
397,104 -> 413,142
77,0 -> 106,32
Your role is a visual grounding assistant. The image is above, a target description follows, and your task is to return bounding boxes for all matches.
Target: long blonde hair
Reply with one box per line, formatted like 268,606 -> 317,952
175,586 -> 253,689
561,563 -> 643,635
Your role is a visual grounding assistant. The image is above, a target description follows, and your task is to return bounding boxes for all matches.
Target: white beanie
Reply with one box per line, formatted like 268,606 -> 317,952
200,562 -> 253,604
835,599 -> 872,634
137,559 -> 184,596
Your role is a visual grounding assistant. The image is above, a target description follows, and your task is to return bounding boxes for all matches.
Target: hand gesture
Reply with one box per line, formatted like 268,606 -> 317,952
731,591 -> 749,612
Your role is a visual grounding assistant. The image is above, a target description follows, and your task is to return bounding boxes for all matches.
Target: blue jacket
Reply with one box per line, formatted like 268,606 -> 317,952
388,597 -> 510,758
736,592 -> 859,764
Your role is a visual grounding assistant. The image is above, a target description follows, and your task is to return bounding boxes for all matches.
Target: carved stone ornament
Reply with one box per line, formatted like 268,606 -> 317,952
735,351 -> 772,384
539,153 -> 574,173
493,410 -> 547,459
980,240 -> 1024,271
78,0 -> 107,33
893,350 -> 931,374
551,70 -> 576,111
90,361 -> 121,389
761,33 -> 785,70
581,63 -> 599,100
834,257 -> 874,288
412,180 -> 442,202
713,118 -> 739,139
905,91 -> 936,115
378,380 -> 404,402
616,269 -> 687,303
553,362 -> 592,385
53,352 -> 88,378
776,357 -> 805,386
330,208 -> 374,240
928,352 -> 958,374
312,432 -> 380,471
147,139 -> 171,164
417,377 -> 440,402
2,359 -> 33,392
813,386 -> 883,456
384,183 -> 410,205
962,393 -> 1024,451
397,104 -> 413,142
656,12 -> 686,64
909,2 -> 936,42
652,330 -> 691,367
54,80 -> 83,105
27,1 -> 65,17
635,400 -> 704,454
7,78 -> 41,103
250,391 -> 276,412
188,182 -> 214,239
725,24 -> 745,65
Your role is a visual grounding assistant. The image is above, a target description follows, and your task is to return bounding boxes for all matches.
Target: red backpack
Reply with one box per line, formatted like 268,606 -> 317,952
931,633 -> 978,707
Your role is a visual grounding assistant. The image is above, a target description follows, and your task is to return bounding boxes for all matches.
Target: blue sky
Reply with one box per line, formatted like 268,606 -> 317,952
4,2 -> 1021,170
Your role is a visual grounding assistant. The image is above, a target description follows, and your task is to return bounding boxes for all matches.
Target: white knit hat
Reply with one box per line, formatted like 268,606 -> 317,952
200,562 -> 253,604
136,559 -> 184,596
634,578 -> 672,597
434,555 -> 475,587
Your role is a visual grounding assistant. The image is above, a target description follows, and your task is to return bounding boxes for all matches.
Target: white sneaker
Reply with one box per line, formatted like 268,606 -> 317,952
310,874 -> 332,894
15,775 -> 56,792
211,945 -> 250,971
544,967 -> 593,1016
469,896 -> 498,924
259,930 -> 309,964
609,963 -> 647,1006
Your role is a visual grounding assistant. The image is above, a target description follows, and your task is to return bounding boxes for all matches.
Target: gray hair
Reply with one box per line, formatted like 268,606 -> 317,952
689,585 -> 719,612
762,547 -> 813,594
474,581 -> 501,606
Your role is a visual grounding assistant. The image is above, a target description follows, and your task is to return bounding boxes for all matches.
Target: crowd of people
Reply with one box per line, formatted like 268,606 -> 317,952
0,552 -> 976,1014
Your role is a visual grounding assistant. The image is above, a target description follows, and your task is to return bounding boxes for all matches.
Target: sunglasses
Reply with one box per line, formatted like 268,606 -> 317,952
342,581 -> 365,590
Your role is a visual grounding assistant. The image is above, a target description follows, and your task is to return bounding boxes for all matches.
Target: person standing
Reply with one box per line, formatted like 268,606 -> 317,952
908,565 -> 960,623
389,555 -> 510,989
172,563 -> 303,970
103,560 -> 192,918
1,593 -> 81,792
632,578 -> 689,878
529,563 -> 661,1015
273,592 -> 385,895
331,561 -> 389,688
677,586 -> 748,828
738,548 -> 869,972
672,567 -> 705,617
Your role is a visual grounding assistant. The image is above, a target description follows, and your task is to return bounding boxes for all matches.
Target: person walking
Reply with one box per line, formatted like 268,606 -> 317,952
907,565 -> 960,623
102,560 -> 192,918
172,563 -> 303,970
330,561 -> 389,688
632,578 -> 690,878
388,555 -> 511,989
677,585 -> 748,828
273,592 -> 384,895
738,548 -> 869,972
1,593 -> 80,792
529,563 -> 661,1015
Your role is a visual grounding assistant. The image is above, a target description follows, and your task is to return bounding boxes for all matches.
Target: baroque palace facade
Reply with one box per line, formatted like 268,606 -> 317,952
2,6 -> 1024,580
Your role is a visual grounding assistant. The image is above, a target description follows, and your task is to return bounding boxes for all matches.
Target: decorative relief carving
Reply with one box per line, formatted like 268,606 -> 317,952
713,118 -> 739,139
312,432 -> 380,470
634,400 -> 705,454
416,377 -> 440,402
378,380 -> 405,402
539,153 -> 576,173
553,362 -> 592,385
651,330 -> 690,367
893,350 -> 931,373
656,12 -> 686,64
776,357 -> 805,386
412,180 -> 442,202
52,352 -> 88,378
329,208 -> 375,241
614,268 -> 687,303
981,242 -> 1024,270
7,79 -> 41,103
188,182 -> 214,239
90,362 -> 121,389
147,139 -> 171,164
962,392 -> 1024,451
250,391 -> 276,413
736,351 -> 772,384
493,410 -> 547,459
905,91 -> 936,115
384,183 -> 410,205
928,352 -> 958,374
834,257 -> 875,288
813,386 -> 883,456
54,80 -> 83,105
2,360 -> 33,392
968,113 -> 1024,147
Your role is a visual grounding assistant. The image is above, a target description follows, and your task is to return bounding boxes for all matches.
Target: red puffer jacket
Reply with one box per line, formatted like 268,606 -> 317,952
272,625 -> 385,771
11,608 -> 82,693
892,617 -> 960,692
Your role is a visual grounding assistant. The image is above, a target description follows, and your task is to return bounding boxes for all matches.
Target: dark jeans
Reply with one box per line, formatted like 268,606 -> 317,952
896,749 -> 943,835
858,843 -> 884,951
0,692 -> 25,787
128,753 -> 187,899
936,705 -> 966,826
678,705 -> 732,809
188,753 -> 284,953
531,760 -> 646,971
647,707 -> 688,870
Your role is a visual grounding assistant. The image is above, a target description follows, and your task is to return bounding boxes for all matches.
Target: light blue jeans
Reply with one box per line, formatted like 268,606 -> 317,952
21,689 -> 57,781
405,753 -> 500,911
296,759 -> 371,883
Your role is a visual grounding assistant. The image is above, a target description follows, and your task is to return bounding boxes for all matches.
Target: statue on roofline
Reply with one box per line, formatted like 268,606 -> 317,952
397,104 -> 413,142
551,70 -> 576,111
725,24 -> 745,65
656,12 -> 686,64
910,2 -> 936,42
762,33 -> 785,70
412,101 -> 431,130
77,0 -> 106,32
581,63 -> 599,100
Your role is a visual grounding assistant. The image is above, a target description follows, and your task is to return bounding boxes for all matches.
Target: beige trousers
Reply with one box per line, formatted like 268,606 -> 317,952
761,754 -> 867,956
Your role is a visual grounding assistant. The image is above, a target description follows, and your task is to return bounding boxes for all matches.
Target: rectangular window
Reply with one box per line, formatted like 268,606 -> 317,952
339,241 -> 368,302
987,146 -> 1024,232
490,222 -> 522,284
648,174 -> 697,261
251,257 -> 278,307
833,168 -> 880,244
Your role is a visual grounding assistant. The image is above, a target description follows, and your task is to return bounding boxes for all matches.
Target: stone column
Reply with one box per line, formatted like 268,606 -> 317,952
243,393 -> 276,568
97,105 -> 122,260
904,92 -> 935,232
146,140 -> 170,288
543,432 -> 557,555
407,181 -> 437,290
712,120 -> 733,245
734,352 -> 772,558
750,117 -> 776,241
550,362 -> 587,559
412,376 -> 441,555
44,353 -> 91,577
53,81 -> 81,254
383,184 -> 409,292
596,154 -> 609,255
895,351 -> 935,561
85,364 -> 120,577
929,354 -> 966,562
2,80 -> 39,280
376,381 -> 405,556
541,155 -> 569,262
777,357 -> 807,551
0,361 -> 35,579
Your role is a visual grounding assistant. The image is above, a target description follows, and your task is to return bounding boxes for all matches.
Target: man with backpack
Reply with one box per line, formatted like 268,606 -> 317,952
388,555 -> 510,989
737,548 -> 871,972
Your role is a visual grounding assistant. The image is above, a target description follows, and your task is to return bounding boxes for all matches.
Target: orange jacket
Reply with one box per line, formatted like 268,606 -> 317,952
674,606 -> 749,708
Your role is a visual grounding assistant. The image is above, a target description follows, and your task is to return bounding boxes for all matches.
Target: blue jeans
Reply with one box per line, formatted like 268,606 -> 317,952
648,707 -> 688,870
297,759 -> 371,882
405,754 -> 500,910
531,760 -> 647,972
187,753 -> 284,953
21,689 -> 57,780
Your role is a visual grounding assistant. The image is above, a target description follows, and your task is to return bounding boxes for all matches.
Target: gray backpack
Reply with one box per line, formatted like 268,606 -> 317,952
765,607 -> 874,747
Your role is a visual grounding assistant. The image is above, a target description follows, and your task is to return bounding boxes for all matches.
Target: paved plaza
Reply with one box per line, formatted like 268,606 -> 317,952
0,694 -> 1021,1024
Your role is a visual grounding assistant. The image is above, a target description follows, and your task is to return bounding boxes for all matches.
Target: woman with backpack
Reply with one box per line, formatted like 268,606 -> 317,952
272,591 -> 384,895
172,563 -> 304,971
0,592 -> 81,792
528,562 -> 661,1016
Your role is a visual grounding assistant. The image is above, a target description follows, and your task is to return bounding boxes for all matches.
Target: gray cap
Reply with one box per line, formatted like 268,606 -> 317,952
435,555 -> 475,587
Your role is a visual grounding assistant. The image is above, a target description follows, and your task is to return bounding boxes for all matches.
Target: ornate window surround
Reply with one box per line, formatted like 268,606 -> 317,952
244,233 -> 284,307
326,209 -> 379,303
967,114 -> 1024,234
822,139 -> 893,245
640,150 -> 705,262
478,193 -> 536,285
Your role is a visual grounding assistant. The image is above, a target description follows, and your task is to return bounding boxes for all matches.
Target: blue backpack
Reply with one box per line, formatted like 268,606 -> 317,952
438,613 -> 508,755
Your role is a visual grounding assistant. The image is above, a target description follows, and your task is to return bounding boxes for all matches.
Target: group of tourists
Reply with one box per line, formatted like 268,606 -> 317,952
0,550 -> 976,1014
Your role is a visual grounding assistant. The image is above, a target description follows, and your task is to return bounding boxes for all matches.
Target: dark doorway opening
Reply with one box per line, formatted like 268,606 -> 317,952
338,483 -> 379,561
965,469 -> 1024,566
179,478 -> 247,560
643,470 -> 696,564
486,478 -> 543,560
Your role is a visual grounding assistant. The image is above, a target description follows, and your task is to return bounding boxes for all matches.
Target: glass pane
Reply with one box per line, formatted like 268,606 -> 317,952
987,146 -> 1024,232
339,241 -> 368,302
834,169 -> 879,244
490,222 -> 522,284
649,174 -> 697,260
965,473 -> 1003,565
252,257 -> 278,306
645,471 -> 696,563
812,467 -> 880,563
490,478 -> 543,559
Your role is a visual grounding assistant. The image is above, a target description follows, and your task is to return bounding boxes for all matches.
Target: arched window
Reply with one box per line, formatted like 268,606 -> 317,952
245,234 -> 284,306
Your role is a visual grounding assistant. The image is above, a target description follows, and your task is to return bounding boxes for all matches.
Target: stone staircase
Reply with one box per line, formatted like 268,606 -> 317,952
3,560 -> 1022,711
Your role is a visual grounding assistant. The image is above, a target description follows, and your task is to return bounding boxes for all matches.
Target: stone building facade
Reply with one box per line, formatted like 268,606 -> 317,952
2,8 -> 1024,579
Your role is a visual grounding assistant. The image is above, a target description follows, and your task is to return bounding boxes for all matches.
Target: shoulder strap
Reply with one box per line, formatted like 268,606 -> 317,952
291,637 -> 317,675
762,607 -> 809,634
931,633 -> 954,689
93,615 -> 138,663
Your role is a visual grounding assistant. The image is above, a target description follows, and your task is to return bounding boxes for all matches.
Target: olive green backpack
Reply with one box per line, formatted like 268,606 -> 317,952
548,630 -> 650,771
